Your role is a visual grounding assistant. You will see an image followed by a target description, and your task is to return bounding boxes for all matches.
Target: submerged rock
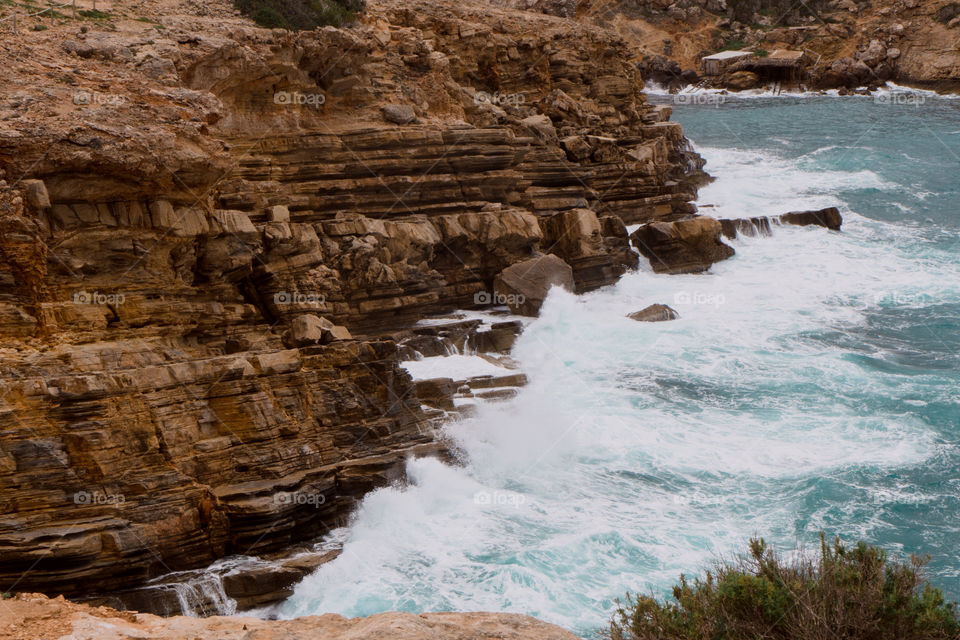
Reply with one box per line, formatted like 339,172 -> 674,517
630,217 -> 735,274
628,304 -> 680,322
493,254 -> 575,316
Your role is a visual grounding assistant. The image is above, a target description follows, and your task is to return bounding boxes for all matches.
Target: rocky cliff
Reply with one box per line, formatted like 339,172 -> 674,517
0,0 -> 705,602
511,0 -> 960,92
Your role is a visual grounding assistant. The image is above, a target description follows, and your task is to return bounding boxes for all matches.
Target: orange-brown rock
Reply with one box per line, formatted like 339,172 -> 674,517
0,0 -> 707,603
0,593 -> 580,640
631,216 -> 735,274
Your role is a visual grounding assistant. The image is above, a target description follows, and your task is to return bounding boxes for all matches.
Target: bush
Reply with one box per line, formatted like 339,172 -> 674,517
610,535 -> 959,640
233,0 -> 364,30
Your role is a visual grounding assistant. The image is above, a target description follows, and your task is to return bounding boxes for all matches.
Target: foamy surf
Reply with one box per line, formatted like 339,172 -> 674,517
277,99 -> 960,636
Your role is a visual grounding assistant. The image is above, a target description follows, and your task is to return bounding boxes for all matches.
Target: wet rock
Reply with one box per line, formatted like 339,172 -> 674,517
493,254 -> 575,316
780,207 -> 843,230
466,320 -> 524,353
221,565 -> 304,610
415,377 -> 458,411
719,217 -> 773,239
628,304 -> 680,322
630,217 -> 735,274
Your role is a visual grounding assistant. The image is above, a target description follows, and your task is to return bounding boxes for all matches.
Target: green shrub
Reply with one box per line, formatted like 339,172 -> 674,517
723,39 -> 747,51
755,49 -> 769,58
610,535 -> 959,640
233,0 -> 363,30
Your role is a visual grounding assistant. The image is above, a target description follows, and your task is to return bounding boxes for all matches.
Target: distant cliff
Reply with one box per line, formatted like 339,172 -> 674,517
503,0 -> 960,92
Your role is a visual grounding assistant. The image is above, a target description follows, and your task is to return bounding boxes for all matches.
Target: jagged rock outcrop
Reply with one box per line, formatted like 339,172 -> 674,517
0,0 -> 707,603
631,216 -> 735,274
494,254 -> 576,315
0,593 -> 580,640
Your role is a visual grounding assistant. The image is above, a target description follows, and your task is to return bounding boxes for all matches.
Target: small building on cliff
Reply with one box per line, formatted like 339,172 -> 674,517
701,50 -> 755,76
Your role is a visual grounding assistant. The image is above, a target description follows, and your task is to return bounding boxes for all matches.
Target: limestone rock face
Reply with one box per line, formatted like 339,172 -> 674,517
0,0 -> 707,602
0,594 -> 581,640
494,254 -> 576,315
628,304 -> 680,322
631,217 -> 735,274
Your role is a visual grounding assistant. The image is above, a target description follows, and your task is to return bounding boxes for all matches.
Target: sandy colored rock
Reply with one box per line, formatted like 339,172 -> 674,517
0,594 -> 579,640
493,254 -> 575,316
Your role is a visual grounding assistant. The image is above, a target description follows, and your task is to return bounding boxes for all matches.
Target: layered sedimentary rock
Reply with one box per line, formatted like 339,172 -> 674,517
0,0 -> 706,600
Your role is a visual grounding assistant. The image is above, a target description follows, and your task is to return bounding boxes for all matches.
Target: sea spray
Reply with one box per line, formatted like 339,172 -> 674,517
280,97 -> 960,636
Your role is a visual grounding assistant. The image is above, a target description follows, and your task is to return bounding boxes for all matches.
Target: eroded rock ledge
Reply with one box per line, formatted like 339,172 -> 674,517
0,0 -> 706,601
0,593 -> 579,640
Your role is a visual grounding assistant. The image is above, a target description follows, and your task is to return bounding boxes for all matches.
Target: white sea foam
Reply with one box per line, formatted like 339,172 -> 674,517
279,116 -> 959,636
401,354 -> 513,380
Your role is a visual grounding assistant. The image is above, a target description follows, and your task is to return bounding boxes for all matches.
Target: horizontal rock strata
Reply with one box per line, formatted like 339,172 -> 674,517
0,0 -> 707,603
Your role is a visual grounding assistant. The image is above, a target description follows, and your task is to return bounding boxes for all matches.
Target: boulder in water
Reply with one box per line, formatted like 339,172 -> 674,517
627,304 -> 680,322
493,254 -> 575,316
630,216 -> 735,274
780,207 -> 842,230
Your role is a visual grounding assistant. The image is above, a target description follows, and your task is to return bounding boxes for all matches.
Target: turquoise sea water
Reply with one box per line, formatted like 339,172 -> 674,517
280,93 -> 960,636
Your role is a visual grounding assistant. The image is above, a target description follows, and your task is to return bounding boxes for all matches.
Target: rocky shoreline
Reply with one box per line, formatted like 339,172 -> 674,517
0,0 -> 859,634
522,0 -> 960,96
0,0 -> 703,613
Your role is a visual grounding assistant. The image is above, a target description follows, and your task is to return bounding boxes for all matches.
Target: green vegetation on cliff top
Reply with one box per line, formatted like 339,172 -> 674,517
234,0 -> 363,30
611,535 -> 959,640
